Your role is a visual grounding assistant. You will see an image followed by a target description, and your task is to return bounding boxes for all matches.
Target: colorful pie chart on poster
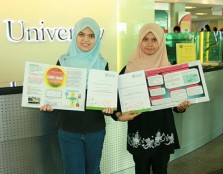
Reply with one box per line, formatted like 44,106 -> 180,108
44,66 -> 66,88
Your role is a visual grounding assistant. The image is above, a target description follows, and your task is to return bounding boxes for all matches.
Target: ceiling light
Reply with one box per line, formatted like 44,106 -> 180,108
185,6 -> 196,9
195,12 -> 208,15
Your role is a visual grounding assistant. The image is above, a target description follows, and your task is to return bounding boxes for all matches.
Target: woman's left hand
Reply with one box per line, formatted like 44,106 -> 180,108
102,108 -> 114,116
177,101 -> 191,112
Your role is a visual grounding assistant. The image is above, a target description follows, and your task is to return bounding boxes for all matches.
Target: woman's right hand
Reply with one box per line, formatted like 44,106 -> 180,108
117,111 -> 141,122
40,104 -> 54,112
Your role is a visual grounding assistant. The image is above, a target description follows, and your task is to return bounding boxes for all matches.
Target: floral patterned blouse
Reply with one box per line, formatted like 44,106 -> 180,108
126,108 -> 180,157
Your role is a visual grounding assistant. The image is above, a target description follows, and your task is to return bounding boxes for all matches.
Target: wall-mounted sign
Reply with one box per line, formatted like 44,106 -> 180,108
178,12 -> 192,33
3,20 -> 104,43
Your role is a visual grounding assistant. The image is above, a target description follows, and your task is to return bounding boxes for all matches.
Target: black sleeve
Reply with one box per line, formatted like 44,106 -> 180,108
56,60 -> 60,66
120,66 -> 126,74
40,109 -> 59,117
173,107 -> 186,113
111,112 -> 119,121
105,63 -> 109,71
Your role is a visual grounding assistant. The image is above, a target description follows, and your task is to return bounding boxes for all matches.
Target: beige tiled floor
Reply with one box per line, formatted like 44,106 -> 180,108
168,134 -> 223,174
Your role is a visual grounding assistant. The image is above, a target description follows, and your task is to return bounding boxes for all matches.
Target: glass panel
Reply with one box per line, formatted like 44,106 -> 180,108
155,10 -> 168,32
165,32 -> 198,64
165,31 -> 222,65
201,31 -> 222,63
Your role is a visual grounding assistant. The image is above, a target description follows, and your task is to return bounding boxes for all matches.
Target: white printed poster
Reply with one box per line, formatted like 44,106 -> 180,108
86,69 -> 118,110
22,61 -> 87,111
145,60 -> 209,111
118,60 -> 209,112
118,70 -> 151,113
